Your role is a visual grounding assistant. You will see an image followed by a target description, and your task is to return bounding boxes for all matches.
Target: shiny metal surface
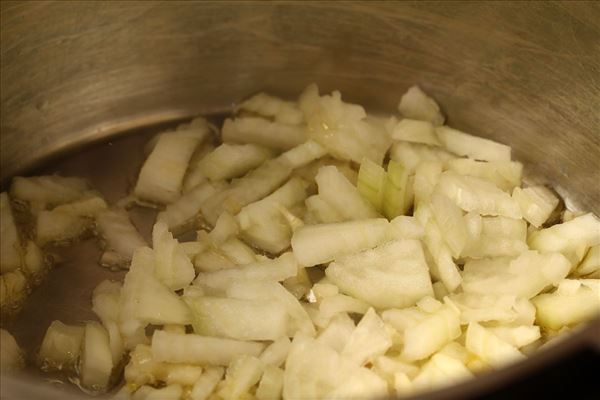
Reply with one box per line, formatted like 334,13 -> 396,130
1,1 -> 599,399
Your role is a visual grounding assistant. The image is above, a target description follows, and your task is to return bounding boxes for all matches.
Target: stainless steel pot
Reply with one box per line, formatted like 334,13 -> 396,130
1,2 -> 599,399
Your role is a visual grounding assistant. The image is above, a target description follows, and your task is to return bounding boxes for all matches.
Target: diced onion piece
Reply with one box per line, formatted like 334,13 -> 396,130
432,282 -> 449,301
448,158 -> 522,192
80,322 -> 114,391
436,126 -> 511,162
487,325 -> 541,348
316,313 -> 355,353
327,367 -> 388,400
218,355 -> 265,400
194,247 -> 237,273
124,344 -> 203,387
420,212 -> 462,292
512,186 -> 559,227
382,160 -> 411,219
152,222 -> 195,291
532,279 -> 600,330
357,158 -> 386,211
186,296 -> 289,341
390,142 -> 455,174
222,117 -> 307,150
291,218 -> 389,267
135,130 -> 207,204
227,280 -> 315,337
316,165 -> 379,220
200,159 -> 292,225
300,84 -> 391,165
341,308 -> 392,366
437,172 -> 522,218
277,140 -> 327,170
510,297 -> 538,326
157,181 -> 225,232
195,252 -> 298,291
259,337 -> 292,368
278,205 -> 305,235
437,342 -> 472,365
219,237 -> 258,265
283,264 -> 311,300
237,177 -> 308,253
239,92 -> 304,125
198,143 -> 275,181
208,211 -> 239,246
413,160 -> 443,206
462,216 -> 528,259
562,210 -> 586,223
466,322 -> 524,368
132,384 -> 183,400
387,216 -> 425,240
182,141 -> 215,194
256,365 -> 284,400
283,333 -> 352,399
38,321 -> 84,370
0,270 -> 28,315
293,157 -> 357,192
190,366 -> 224,400
305,195 -> 345,223
401,305 -> 461,361
55,196 -> 107,216
528,213 -> 600,265
97,208 -> 147,267
123,345 -> 157,386
391,118 -> 441,146
464,211 -> 483,242
10,175 -> 90,210
462,250 -> 571,299
448,293 -> 535,325
36,196 -> 108,245
576,245 -> 600,277
22,240 -> 46,282
431,191 -> 468,257
373,355 -> 420,381
326,240 -> 433,309
317,294 -> 370,326
416,296 -> 443,313
0,192 -> 21,273
119,247 -> 192,347
393,372 -> 413,396
397,85 -> 444,126
92,280 -> 124,365
1,329 -> 24,371
151,330 -> 264,366
411,353 -> 473,391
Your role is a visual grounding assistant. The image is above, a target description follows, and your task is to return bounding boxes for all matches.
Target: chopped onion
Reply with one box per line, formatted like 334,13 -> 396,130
222,117 -> 307,150
3,84 -> 599,399
0,329 -> 24,371
38,321 -> 84,371
238,92 -> 304,125
0,192 -> 21,273
198,143 -> 276,181
134,130 -> 208,204
97,208 -> 147,268
326,240 -> 434,309
151,330 -> 265,366
397,85 -> 445,126
436,125 -> 511,162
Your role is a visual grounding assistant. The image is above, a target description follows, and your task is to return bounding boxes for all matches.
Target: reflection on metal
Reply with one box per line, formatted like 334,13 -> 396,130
1,2 -> 599,399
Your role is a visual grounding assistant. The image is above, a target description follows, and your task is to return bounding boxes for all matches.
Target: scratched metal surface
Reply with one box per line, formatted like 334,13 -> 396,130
1,2 -> 599,400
